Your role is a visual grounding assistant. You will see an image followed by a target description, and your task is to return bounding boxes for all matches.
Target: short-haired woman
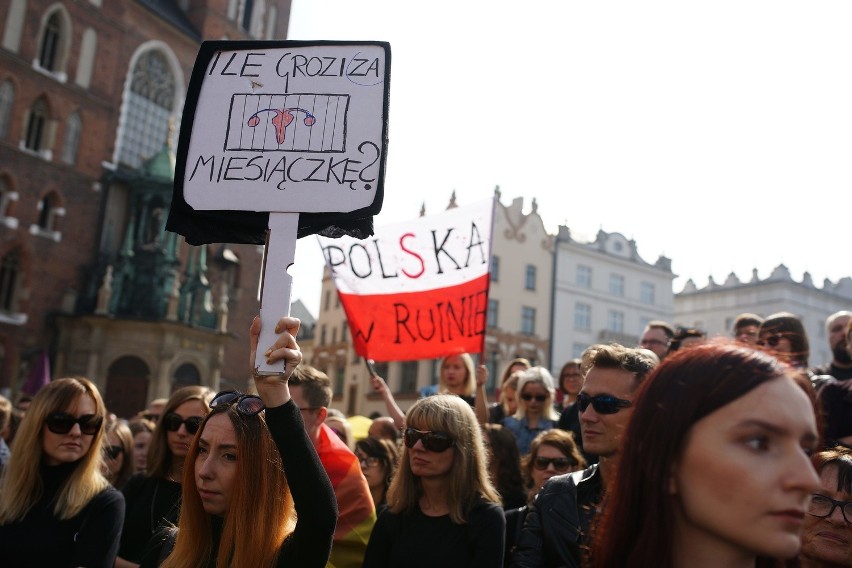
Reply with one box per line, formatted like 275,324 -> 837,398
143,315 -> 337,568
501,367 -> 560,455
117,386 -> 214,567
590,341 -> 821,567
0,377 -> 125,567
363,394 -> 505,567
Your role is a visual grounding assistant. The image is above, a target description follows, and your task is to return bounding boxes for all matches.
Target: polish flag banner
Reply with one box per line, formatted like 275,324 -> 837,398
317,197 -> 495,361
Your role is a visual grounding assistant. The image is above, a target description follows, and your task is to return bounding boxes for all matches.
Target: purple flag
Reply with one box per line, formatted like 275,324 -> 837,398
21,351 -> 50,396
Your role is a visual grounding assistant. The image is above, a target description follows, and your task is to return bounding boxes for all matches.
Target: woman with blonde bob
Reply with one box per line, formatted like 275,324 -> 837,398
142,315 -> 337,568
363,394 -> 505,567
0,377 -> 125,567
501,367 -> 560,455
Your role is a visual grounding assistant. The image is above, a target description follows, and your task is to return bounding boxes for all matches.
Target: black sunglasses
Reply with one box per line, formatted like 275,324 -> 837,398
521,393 -> 548,402
533,456 -> 575,471
757,334 -> 787,347
210,390 -> 265,416
403,427 -> 454,452
809,494 -> 852,524
104,444 -> 124,459
162,412 -> 204,434
576,392 -> 632,415
45,413 -> 102,435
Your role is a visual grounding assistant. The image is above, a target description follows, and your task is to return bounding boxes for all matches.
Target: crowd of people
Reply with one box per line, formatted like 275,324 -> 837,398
0,308 -> 850,567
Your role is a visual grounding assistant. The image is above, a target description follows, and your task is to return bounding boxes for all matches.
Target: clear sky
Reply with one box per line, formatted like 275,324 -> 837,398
286,1 -> 852,317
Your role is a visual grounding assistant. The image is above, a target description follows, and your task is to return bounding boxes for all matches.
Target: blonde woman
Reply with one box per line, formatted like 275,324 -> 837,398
142,315 -> 336,568
363,394 -> 505,567
370,353 -> 489,426
501,367 -> 560,455
104,419 -> 136,488
0,377 -> 124,567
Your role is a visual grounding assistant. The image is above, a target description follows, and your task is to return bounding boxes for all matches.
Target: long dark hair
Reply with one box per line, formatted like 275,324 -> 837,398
590,341 -> 807,568
355,436 -> 399,504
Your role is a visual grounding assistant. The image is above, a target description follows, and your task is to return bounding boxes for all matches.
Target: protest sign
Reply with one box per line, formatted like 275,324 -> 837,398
318,198 -> 495,361
168,40 -> 390,373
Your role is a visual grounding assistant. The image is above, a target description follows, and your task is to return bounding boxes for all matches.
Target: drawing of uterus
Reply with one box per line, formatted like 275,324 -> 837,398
246,108 -> 317,144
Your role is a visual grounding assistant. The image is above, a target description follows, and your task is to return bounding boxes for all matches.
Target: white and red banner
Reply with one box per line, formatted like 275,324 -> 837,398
317,198 -> 495,361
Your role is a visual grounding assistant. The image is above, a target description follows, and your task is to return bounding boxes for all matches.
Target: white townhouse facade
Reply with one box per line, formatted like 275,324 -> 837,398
550,226 -> 676,369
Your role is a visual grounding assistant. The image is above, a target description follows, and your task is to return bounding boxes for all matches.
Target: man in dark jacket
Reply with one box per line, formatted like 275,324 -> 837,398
510,344 -> 657,568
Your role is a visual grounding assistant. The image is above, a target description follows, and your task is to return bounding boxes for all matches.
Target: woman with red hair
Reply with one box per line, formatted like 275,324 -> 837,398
590,341 -> 822,568
143,315 -> 337,568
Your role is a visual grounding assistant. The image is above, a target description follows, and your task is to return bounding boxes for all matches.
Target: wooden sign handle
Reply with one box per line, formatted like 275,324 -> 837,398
255,212 -> 299,375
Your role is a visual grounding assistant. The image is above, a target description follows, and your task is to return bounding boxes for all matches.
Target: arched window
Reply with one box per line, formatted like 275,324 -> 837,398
0,81 -> 14,139
39,12 -> 63,71
31,191 -> 63,240
61,111 -> 81,164
24,97 -> 49,152
0,247 -> 22,312
173,362 -> 201,389
118,50 -> 176,169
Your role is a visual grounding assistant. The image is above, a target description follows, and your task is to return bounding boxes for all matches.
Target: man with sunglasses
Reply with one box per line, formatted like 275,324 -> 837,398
288,365 -> 376,568
511,344 -> 657,568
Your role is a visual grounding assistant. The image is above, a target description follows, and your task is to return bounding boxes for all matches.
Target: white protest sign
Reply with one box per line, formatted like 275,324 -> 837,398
174,40 -> 390,374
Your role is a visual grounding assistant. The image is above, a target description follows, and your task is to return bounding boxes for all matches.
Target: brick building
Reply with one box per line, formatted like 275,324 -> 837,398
0,0 -> 292,416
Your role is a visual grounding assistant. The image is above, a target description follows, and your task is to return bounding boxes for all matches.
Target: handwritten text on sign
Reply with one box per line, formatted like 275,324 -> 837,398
184,45 -> 388,214
318,198 -> 495,361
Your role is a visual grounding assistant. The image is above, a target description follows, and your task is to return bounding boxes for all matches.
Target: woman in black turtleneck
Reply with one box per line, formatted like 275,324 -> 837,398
0,377 -> 125,567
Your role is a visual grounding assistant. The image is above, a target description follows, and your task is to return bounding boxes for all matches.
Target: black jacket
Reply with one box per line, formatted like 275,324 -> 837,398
509,464 -> 601,568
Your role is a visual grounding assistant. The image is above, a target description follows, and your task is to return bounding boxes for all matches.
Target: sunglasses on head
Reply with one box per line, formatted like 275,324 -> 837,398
45,413 -> 102,435
403,427 -> 454,452
162,412 -> 204,434
210,390 -> 265,416
521,393 -> 548,402
533,456 -> 575,471
576,392 -> 632,415
104,444 -> 124,460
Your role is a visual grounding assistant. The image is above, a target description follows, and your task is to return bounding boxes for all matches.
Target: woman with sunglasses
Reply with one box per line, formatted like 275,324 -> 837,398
797,445 -> 852,567
0,377 -> 125,567
355,437 -> 400,515
522,429 -> 585,502
590,341 -> 821,568
504,429 -> 586,565
104,419 -> 136,488
363,394 -> 505,568
758,312 -> 811,369
117,386 -> 214,567
501,367 -> 560,455
144,314 -> 337,568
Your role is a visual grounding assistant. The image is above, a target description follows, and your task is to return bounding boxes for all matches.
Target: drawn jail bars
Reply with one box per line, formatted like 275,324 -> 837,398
224,93 -> 350,153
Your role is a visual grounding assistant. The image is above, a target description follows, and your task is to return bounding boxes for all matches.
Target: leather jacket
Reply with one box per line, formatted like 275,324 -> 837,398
509,464 -> 601,568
